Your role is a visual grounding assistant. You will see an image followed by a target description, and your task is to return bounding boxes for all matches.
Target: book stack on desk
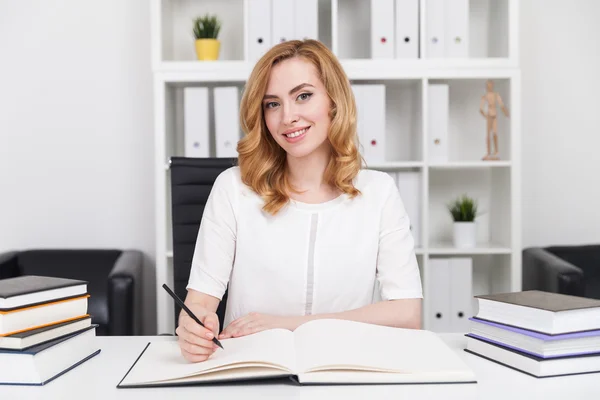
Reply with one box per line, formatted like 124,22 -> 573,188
0,275 -> 101,386
465,290 -> 600,378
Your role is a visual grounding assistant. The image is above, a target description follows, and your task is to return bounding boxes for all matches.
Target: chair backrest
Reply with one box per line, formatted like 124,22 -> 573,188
169,157 -> 237,331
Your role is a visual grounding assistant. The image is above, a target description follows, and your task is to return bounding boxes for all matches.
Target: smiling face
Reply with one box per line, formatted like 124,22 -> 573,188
262,57 -> 332,160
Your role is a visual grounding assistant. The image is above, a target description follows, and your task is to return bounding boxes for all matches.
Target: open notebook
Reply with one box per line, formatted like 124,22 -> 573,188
118,319 -> 476,387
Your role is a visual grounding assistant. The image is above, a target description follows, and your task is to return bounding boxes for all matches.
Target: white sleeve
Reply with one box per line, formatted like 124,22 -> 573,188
376,175 -> 423,300
186,169 -> 237,300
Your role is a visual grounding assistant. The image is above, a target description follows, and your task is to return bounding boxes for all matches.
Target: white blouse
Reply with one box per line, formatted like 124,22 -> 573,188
187,167 -> 423,327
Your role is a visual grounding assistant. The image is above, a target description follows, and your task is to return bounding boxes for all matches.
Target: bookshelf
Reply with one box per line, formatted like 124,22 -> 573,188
150,0 -> 521,335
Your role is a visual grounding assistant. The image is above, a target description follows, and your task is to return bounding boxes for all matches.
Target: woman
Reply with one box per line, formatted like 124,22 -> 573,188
176,39 -> 423,362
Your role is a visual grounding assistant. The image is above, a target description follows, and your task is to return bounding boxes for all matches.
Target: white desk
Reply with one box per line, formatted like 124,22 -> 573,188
1,334 -> 598,400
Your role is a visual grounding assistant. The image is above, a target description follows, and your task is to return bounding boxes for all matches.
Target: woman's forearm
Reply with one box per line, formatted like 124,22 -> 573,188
292,298 -> 423,330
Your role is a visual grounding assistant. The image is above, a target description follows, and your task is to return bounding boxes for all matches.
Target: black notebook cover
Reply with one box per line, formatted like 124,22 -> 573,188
0,275 -> 88,299
475,290 -> 600,312
0,275 -> 88,311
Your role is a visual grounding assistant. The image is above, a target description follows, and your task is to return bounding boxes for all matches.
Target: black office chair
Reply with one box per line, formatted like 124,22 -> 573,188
169,157 -> 237,332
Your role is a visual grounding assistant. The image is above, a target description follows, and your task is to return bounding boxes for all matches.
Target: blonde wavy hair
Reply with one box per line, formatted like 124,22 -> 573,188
237,39 -> 362,215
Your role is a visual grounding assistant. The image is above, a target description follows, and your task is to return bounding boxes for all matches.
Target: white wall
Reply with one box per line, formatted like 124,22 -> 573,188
0,0 -> 156,334
521,0 -> 600,247
1,0 -> 600,335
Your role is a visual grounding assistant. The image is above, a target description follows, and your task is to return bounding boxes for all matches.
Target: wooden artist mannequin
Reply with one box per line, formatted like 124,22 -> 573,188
479,80 -> 509,160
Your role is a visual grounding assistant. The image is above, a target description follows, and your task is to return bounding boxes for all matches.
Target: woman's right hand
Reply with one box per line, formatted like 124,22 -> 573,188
176,304 -> 221,362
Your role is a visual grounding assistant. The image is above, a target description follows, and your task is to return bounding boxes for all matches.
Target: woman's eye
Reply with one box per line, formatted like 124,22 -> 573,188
297,92 -> 313,101
265,102 -> 278,109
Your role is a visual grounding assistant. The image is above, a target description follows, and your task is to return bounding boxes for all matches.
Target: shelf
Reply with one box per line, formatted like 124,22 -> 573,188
428,161 -> 511,169
155,58 -> 518,83
428,243 -> 511,255
366,161 -> 423,170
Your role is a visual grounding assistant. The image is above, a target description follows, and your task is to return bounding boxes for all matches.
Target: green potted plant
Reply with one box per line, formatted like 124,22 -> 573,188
192,14 -> 221,61
447,194 -> 478,248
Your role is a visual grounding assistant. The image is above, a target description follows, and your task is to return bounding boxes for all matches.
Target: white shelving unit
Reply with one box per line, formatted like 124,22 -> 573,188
151,0 -> 521,335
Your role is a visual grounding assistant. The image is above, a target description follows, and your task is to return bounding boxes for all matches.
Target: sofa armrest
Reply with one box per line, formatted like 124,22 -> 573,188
107,250 -> 143,335
0,252 -> 20,279
522,247 -> 585,296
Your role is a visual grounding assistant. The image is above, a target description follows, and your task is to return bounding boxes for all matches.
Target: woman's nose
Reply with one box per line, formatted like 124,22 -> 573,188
282,104 -> 299,126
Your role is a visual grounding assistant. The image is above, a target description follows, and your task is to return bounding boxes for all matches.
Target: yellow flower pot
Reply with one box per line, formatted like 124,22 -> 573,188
195,39 -> 220,61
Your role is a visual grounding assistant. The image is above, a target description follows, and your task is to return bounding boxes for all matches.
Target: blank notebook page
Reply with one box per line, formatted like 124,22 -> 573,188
123,329 -> 295,385
294,319 -> 471,374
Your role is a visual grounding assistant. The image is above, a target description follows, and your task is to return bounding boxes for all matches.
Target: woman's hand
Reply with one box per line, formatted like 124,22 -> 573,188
219,312 -> 302,339
176,304 -> 220,363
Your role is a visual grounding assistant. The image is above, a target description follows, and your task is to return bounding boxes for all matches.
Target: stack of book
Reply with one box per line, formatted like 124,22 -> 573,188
0,275 -> 101,386
465,290 -> 600,378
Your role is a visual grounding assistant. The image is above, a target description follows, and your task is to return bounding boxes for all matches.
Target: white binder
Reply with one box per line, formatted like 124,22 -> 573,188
428,258 -> 451,332
351,85 -> 364,158
294,0 -> 318,40
183,87 -> 210,158
396,171 -> 421,246
246,0 -> 272,63
445,0 -> 469,57
395,0 -> 419,58
359,84 -> 386,165
449,257 -> 473,332
427,83 -> 449,163
371,0 -> 395,59
425,0 -> 445,58
271,0 -> 295,45
213,87 -> 241,158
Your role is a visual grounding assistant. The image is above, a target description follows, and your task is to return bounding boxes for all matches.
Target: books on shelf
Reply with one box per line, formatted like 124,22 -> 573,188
118,319 -> 476,388
465,290 -> 600,378
0,275 -> 100,385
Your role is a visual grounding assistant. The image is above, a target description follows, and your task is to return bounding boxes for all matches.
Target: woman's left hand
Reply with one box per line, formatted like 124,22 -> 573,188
218,312 -> 302,339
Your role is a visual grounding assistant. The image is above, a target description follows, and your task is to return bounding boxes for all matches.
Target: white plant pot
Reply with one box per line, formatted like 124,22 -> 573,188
453,222 -> 476,248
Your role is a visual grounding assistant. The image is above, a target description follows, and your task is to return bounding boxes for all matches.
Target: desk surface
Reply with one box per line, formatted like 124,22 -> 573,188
1,334 -> 598,400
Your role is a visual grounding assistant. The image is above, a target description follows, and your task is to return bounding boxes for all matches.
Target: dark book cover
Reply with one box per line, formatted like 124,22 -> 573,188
464,334 -> 600,379
0,324 -> 97,355
0,275 -> 87,299
475,290 -> 600,312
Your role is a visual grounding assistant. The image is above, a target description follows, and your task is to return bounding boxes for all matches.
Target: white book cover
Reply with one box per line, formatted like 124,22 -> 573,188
246,0 -> 272,63
425,0 -> 445,57
272,0 -> 295,44
360,84 -> 386,165
214,87 -> 241,158
395,0 -> 419,58
427,83 -> 449,163
351,84 -> 365,161
294,0 -> 318,40
371,0 -> 395,59
445,0 -> 469,57
428,258 -> 451,332
449,257 -> 473,332
183,87 -> 210,158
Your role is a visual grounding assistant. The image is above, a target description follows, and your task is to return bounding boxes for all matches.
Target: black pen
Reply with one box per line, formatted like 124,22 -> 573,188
162,283 -> 224,349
